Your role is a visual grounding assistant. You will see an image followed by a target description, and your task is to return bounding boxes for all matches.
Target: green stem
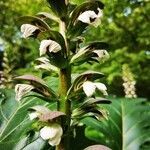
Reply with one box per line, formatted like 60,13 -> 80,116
58,68 -> 71,112
57,67 -> 71,150
56,19 -> 71,150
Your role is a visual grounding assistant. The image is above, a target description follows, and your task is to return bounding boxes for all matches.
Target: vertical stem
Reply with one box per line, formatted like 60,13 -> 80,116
58,67 -> 71,150
56,19 -> 71,150
58,68 -> 71,112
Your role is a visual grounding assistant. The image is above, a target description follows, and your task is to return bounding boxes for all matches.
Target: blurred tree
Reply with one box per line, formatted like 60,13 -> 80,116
0,0 -> 49,80
73,0 -> 150,98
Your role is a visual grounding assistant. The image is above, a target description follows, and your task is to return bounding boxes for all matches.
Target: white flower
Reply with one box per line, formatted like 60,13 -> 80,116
40,123 -> 63,146
15,84 -> 34,101
82,81 -> 96,97
93,50 -> 109,61
39,40 -> 61,56
78,8 -> 103,27
82,81 -> 108,97
21,24 -> 39,38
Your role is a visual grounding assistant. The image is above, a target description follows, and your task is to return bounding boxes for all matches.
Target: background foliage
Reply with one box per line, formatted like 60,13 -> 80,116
0,0 -> 150,98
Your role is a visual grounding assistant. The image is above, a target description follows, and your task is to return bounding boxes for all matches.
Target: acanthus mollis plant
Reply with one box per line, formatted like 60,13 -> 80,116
15,0 -> 111,150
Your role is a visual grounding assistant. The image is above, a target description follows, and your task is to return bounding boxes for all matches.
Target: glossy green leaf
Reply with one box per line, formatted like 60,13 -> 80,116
37,12 -> 59,23
82,98 -> 150,150
0,89 -> 55,150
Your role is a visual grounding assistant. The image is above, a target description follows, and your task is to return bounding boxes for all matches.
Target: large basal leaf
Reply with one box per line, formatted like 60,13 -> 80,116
82,98 -> 150,150
0,89 -> 55,150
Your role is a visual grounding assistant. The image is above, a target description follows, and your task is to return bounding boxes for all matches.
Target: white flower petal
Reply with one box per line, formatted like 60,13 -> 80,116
94,82 -> 108,96
21,24 -> 39,38
40,124 -> 63,141
48,136 -> 61,146
40,126 -> 57,140
15,84 -> 34,101
29,112 -> 39,120
93,50 -> 109,61
83,81 -> 96,97
92,8 -> 103,27
39,40 -> 61,56
78,10 -> 97,24
77,8 -> 103,27
48,126 -> 63,146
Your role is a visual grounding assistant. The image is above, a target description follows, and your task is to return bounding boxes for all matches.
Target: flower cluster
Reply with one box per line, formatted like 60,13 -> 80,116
122,64 -> 137,98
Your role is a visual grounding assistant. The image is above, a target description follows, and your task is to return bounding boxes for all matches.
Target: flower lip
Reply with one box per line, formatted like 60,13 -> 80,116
21,24 -> 39,38
77,8 -> 103,27
83,81 -> 96,97
78,10 -> 97,24
82,81 -> 108,97
39,40 -> 61,56
93,50 -> 109,61
40,124 -> 63,146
